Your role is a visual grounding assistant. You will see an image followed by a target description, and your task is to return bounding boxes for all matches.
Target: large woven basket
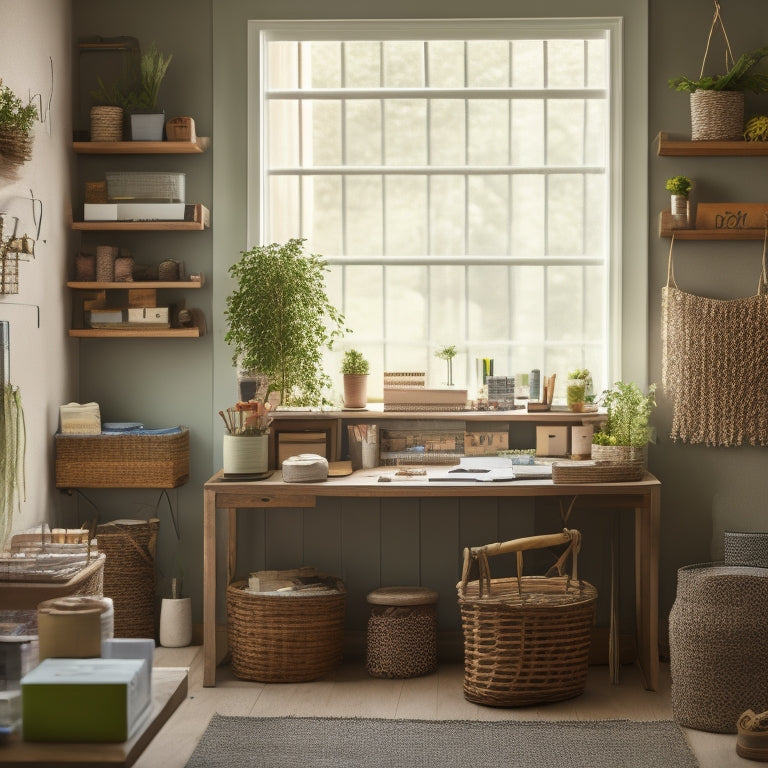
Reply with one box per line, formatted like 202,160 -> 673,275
96,519 -> 158,639
226,568 -> 345,683
670,562 -> 768,733
457,529 -> 597,707
690,89 -> 744,141
54,428 -> 189,489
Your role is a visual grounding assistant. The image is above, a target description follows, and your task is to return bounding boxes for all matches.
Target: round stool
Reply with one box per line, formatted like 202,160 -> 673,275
366,586 -> 438,679
669,563 -> 768,733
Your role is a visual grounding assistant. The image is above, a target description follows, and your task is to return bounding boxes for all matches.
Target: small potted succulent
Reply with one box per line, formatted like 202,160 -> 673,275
341,348 -> 370,409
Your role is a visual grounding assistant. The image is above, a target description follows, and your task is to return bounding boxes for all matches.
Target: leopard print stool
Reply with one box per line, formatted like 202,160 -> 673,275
366,586 -> 438,679
669,563 -> 768,733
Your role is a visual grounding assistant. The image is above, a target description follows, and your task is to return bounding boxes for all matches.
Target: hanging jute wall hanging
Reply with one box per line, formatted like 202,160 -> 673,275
662,233 -> 768,446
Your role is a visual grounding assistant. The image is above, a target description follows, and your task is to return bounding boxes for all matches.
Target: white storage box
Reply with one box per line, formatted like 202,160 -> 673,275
21,658 -> 151,742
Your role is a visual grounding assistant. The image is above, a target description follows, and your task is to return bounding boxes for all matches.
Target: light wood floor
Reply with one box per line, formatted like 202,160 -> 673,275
137,646 -> 748,768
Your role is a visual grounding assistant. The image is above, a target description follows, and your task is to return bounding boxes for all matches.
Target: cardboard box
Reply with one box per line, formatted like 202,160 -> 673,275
536,425 -> 569,457
22,658 -> 151,742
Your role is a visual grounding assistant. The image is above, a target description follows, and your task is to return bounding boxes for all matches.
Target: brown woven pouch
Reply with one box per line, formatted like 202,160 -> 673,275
662,235 -> 768,446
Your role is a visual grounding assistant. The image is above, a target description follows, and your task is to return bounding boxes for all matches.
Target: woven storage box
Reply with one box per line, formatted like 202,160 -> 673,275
0,553 -> 105,633
670,562 -> 768,733
96,519 -> 158,640
724,531 -> 768,568
457,529 -> 597,707
552,460 -> 644,484
366,586 -> 438,679
54,428 -> 189,489
226,568 -> 345,683
106,171 -> 186,203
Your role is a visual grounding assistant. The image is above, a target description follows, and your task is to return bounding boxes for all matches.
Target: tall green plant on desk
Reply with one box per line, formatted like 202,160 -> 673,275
225,238 -> 347,407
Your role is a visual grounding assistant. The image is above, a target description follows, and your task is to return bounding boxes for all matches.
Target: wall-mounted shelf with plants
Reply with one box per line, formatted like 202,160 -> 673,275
657,131 -> 768,156
73,138 -> 210,154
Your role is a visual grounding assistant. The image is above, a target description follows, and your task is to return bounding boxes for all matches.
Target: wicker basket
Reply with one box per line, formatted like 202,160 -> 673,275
690,89 -> 744,141
96,519 -> 158,640
54,428 -> 189,489
552,460 -> 644,484
457,529 -> 597,707
90,106 -> 123,142
226,568 -> 346,683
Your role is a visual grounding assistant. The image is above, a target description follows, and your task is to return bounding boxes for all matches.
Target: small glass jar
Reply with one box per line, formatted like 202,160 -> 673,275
567,378 -> 587,412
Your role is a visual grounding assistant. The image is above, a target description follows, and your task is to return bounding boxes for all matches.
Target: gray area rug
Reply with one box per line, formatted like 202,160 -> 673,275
184,715 -> 699,768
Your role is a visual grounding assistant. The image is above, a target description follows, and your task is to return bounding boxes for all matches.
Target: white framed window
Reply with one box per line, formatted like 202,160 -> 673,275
248,19 -> 621,400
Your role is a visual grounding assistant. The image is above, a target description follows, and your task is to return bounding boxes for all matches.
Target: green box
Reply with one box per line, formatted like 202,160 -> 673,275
22,658 -> 150,742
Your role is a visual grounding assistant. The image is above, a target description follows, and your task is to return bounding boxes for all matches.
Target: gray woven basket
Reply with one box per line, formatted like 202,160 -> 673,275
669,562 -> 768,733
724,531 -> 768,568
690,90 -> 744,141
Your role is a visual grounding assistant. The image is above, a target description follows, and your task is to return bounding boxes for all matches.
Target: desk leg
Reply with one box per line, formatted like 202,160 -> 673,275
635,486 -> 660,691
228,507 -> 237,587
203,487 -> 217,687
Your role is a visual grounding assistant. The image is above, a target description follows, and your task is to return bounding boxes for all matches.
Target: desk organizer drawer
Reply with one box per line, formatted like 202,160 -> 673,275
54,428 -> 189,488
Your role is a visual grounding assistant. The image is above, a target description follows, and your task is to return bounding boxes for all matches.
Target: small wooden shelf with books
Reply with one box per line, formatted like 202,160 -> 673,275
67,277 -> 205,338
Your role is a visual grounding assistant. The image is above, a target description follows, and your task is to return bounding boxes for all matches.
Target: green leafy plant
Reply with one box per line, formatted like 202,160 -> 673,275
566,368 -> 592,408
744,115 -> 768,141
0,79 -> 37,136
341,349 -> 370,376
592,381 -> 657,447
665,176 -> 692,197
225,238 -> 347,407
669,46 -> 768,93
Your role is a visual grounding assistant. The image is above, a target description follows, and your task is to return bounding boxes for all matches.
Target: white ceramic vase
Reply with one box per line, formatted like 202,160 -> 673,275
159,597 -> 192,648
223,433 -> 268,475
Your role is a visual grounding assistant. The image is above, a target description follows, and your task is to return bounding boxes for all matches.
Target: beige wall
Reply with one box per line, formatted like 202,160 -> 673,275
0,0 -> 77,536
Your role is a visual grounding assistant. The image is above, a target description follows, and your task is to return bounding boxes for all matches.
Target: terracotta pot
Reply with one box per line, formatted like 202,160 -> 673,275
343,374 -> 368,409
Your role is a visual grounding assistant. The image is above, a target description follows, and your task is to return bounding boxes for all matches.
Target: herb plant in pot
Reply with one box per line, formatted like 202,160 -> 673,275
225,238 -> 347,408
592,381 -> 656,467
126,42 -> 173,140
668,4 -> 768,140
566,368 -> 593,412
341,349 -> 370,409
665,176 -> 692,218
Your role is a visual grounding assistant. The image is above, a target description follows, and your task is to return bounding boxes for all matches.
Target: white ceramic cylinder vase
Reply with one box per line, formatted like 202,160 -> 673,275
222,433 -> 268,475
159,597 -> 192,648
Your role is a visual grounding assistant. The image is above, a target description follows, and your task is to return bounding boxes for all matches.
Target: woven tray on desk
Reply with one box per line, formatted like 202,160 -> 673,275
54,428 -> 189,488
552,460 -> 644,484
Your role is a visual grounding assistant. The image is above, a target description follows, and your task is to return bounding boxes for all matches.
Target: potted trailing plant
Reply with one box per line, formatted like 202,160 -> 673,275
341,348 -> 370,409
435,344 -> 457,387
225,238 -> 347,408
668,3 -> 768,140
665,176 -> 692,217
592,381 -> 656,466
0,79 -> 37,168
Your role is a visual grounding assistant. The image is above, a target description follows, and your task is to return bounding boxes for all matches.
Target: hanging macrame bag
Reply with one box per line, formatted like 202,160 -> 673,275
661,234 -> 768,446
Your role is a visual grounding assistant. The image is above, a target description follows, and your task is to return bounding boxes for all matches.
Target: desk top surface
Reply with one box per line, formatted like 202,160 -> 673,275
205,466 -> 660,499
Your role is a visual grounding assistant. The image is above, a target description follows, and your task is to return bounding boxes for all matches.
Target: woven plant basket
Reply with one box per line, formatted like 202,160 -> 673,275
591,443 -> 647,468
690,90 -> 744,141
552,460 -> 645,484
457,529 -> 597,707
96,519 -> 159,639
90,106 -> 124,142
0,127 -> 33,165
670,563 -> 768,733
226,569 -> 346,683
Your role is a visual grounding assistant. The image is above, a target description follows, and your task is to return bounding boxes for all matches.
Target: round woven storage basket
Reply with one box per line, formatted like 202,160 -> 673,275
90,106 -> 124,142
690,90 -> 744,141
227,573 -> 346,683
0,128 -> 34,165
670,563 -> 768,733
96,519 -> 158,639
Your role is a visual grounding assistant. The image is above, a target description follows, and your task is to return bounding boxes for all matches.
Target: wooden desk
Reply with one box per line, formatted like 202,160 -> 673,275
203,468 -> 660,691
1,667 -> 188,767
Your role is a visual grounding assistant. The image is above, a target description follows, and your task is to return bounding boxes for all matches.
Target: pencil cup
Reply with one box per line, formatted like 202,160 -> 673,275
223,434 -> 268,475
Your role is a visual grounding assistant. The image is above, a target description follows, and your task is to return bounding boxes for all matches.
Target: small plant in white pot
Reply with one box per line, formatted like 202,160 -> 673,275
665,176 -> 692,218
341,349 -> 370,409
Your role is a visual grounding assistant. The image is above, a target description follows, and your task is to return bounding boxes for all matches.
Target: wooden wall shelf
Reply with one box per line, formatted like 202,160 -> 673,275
657,131 -> 768,157
67,279 -> 204,290
73,138 -> 210,154
659,211 -> 767,239
69,327 -> 201,338
72,204 -> 210,231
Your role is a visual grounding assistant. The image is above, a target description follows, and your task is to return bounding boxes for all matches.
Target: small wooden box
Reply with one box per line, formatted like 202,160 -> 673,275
536,425 -> 569,457
165,116 -> 196,142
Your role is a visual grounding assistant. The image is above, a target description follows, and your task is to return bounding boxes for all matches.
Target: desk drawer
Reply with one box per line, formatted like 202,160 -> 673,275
216,492 -> 316,509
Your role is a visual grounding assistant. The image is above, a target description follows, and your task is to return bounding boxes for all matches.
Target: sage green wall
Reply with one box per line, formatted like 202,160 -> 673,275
648,0 -> 768,649
67,0 -> 768,657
